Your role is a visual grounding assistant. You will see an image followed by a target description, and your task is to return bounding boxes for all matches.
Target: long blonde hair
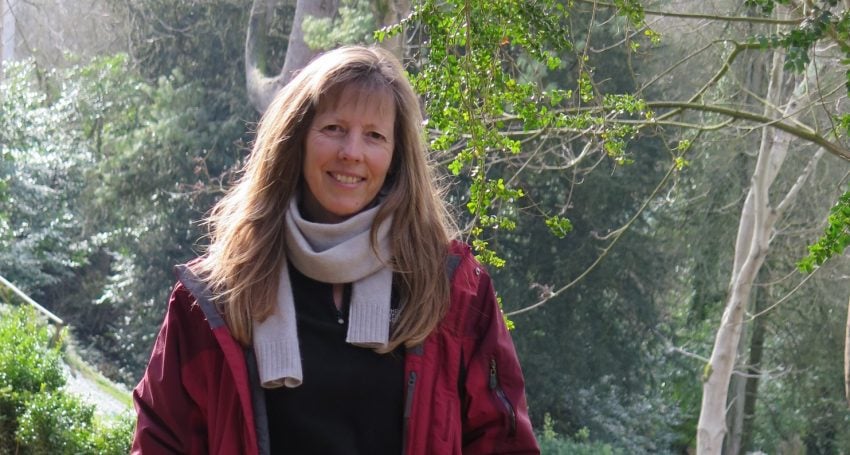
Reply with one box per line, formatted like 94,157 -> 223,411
193,46 -> 456,351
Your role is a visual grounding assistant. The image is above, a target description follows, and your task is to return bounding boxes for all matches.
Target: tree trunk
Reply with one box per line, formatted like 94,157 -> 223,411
696,48 -> 795,455
2,0 -> 16,66
695,36 -> 828,448
375,0 -> 409,59
724,322 -> 749,455
276,0 -> 339,87
845,293 -> 850,406
245,0 -> 339,113
245,0 -> 280,113
741,284 -> 768,452
724,35 -> 771,455
698,259 -> 765,453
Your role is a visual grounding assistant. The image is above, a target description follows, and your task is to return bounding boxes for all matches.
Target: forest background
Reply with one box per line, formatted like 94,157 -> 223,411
3,0 -> 850,453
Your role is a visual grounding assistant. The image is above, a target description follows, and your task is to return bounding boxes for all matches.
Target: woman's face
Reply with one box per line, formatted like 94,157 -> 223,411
301,85 -> 396,224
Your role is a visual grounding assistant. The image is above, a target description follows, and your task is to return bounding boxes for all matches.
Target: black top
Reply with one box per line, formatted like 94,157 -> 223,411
265,264 -> 405,455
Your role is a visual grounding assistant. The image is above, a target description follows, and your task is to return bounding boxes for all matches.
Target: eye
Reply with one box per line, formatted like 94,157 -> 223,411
322,124 -> 344,134
367,131 -> 387,141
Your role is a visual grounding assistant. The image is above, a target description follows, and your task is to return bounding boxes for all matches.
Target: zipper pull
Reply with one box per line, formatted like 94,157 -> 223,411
489,357 -> 518,437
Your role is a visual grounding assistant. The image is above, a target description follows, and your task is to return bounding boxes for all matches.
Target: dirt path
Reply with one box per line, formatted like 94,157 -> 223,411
63,363 -> 132,417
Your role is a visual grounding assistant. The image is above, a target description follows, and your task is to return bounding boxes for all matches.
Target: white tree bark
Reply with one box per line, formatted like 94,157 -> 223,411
277,0 -> 339,84
245,0 -> 339,113
724,325 -> 749,455
845,293 -> 850,406
245,0 -> 412,112
2,0 -> 16,66
696,48 -> 825,454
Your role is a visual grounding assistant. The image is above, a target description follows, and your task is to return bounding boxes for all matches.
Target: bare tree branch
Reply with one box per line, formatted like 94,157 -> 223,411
576,0 -> 802,25
507,155 -> 680,316
648,101 -> 850,161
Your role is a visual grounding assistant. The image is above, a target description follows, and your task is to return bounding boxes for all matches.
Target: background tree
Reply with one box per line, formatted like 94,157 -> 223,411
245,0 -> 408,112
625,2 -> 850,452
5,0 -> 850,452
245,0 -> 337,111
396,0 -> 850,451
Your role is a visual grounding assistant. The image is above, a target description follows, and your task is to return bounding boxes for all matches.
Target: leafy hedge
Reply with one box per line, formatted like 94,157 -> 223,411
537,413 -> 626,454
0,306 -> 132,454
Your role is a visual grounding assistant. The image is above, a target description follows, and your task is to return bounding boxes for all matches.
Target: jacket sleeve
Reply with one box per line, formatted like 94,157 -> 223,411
131,284 -> 209,454
460,267 -> 539,454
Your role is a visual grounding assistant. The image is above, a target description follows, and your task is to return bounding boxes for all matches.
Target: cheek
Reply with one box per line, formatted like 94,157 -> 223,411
378,156 -> 392,177
302,156 -> 316,186
303,138 -> 329,174
377,147 -> 394,179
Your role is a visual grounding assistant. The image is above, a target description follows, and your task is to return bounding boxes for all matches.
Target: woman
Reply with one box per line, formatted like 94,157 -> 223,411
132,45 -> 538,454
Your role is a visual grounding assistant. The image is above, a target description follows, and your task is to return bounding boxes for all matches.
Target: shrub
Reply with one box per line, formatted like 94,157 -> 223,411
539,435 -> 625,455
90,413 -> 135,454
0,306 -> 65,453
0,306 -> 65,393
0,306 -> 132,454
16,390 -> 97,454
564,376 -> 681,454
537,413 -> 625,455
15,389 -> 133,455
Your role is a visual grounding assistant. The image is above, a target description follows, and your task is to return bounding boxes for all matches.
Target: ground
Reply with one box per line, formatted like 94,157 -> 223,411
62,361 -> 132,417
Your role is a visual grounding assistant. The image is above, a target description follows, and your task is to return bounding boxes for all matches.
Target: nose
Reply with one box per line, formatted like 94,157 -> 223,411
338,134 -> 363,161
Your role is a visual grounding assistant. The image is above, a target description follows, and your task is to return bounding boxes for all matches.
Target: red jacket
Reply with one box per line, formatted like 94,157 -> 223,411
132,242 -> 539,454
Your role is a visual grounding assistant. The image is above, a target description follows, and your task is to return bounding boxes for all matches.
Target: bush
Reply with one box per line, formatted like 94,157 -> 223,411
16,390 -> 133,455
539,435 -> 625,455
0,306 -> 132,454
537,413 -> 625,455
89,413 -> 135,454
0,306 -> 66,453
0,306 -> 65,394
564,376 -> 681,454
16,390 -> 96,454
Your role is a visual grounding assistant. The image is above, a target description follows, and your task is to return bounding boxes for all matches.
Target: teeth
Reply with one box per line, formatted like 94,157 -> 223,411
333,173 -> 361,184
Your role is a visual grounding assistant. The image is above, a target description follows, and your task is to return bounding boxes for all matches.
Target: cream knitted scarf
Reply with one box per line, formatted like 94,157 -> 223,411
253,198 -> 394,388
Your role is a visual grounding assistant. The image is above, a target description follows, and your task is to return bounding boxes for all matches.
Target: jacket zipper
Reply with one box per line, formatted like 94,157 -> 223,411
489,358 -> 517,437
402,371 -> 417,455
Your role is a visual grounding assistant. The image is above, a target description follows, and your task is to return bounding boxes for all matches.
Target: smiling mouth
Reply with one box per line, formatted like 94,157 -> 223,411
331,173 -> 364,184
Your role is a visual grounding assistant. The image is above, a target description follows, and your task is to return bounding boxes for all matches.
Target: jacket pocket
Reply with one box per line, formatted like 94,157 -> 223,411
489,358 -> 517,437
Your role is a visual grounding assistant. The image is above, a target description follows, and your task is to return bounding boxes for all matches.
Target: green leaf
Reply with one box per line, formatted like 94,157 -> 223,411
798,186 -> 850,272
545,216 -> 573,238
